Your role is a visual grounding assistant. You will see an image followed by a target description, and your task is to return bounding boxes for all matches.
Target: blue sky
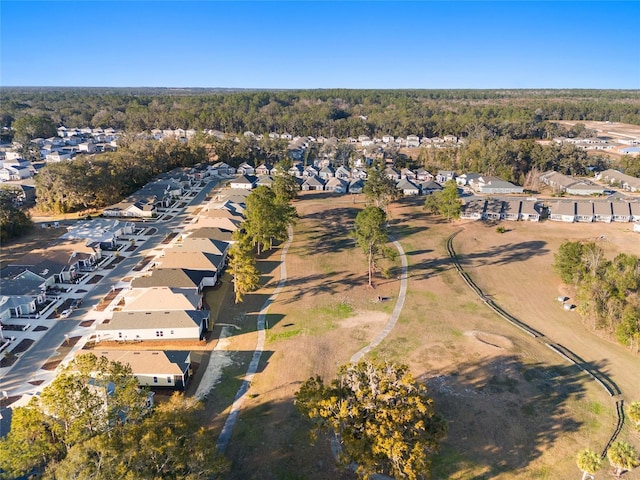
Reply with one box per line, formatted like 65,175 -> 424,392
1,1 -> 638,89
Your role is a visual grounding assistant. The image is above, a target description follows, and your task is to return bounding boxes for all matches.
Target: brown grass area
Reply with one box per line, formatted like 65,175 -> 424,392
0,225 -> 66,269
205,193 -> 640,480
41,336 -> 82,370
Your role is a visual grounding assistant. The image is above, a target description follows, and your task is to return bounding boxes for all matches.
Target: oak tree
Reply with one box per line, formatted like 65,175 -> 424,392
296,360 -> 447,480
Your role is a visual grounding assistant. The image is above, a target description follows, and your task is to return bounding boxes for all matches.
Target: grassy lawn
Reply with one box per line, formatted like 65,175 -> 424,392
199,192 -> 640,480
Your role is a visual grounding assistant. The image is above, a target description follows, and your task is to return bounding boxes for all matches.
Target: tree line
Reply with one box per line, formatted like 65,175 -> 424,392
554,241 -> 640,349
2,88 -> 639,141
33,136 -> 207,214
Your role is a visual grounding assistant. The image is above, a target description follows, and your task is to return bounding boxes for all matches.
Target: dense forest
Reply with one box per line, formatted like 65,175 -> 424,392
2,88 -> 640,140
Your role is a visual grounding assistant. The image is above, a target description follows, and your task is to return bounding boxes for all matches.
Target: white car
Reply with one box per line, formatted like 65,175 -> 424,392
59,309 -> 73,319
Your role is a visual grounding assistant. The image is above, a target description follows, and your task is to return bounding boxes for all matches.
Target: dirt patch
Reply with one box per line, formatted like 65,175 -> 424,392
0,339 -> 35,367
86,274 -> 103,284
94,288 -> 122,312
33,325 -> 48,332
132,256 -> 154,271
0,225 -> 66,269
161,232 -> 178,244
79,320 -> 94,327
464,330 -> 514,350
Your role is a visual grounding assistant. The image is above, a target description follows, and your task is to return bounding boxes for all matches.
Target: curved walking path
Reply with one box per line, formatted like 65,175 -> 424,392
216,226 -> 294,453
350,238 -> 408,363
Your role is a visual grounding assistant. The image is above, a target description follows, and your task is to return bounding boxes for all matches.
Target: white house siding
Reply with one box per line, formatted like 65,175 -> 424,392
96,326 -> 200,343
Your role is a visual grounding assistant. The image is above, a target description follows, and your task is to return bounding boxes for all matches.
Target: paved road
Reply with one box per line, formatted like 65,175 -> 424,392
0,178 -> 221,401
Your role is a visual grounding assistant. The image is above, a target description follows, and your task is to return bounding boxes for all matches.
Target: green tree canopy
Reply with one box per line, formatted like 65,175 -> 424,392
228,230 -> 261,303
12,114 -> 57,144
554,241 -> 586,284
244,185 -> 296,254
353,205 -> 396,288
0,190 -> 32,241
295,360 -> 447,480
363,167 -> 401,211
423,180 -> 461,221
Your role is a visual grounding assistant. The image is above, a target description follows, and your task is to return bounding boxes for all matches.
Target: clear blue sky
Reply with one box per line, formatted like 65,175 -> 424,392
1,1 -> 638,89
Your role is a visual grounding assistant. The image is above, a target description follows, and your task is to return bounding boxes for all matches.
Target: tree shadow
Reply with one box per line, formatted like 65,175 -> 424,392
421,355 -> 591,478
278,272 -> 366,305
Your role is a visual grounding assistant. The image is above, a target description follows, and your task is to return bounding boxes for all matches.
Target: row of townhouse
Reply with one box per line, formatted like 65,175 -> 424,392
461,199 -> 542,222
547,200 -> 640,223
103,165 -> 207,218
553,136 -> 640,154
93,189 -> 245,389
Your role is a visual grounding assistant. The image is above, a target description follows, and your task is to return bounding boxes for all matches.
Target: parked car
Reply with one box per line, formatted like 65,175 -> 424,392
59,309 -> 73,319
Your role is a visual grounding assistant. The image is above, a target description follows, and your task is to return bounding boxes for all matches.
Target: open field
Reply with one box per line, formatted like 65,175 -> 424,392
203,193 -> 640,480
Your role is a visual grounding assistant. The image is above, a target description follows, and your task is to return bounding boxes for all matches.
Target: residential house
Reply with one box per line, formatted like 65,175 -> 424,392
0,270 -> 48,321
179,227 -> 235,244
384,167 -> 401,182
396,178 -> 420,196
415,168 -> 433,182
288,164 -> 304,178
566,181 -> 605,196
348,178 -> 365,194
400,168 -> 417,181
324,177 -> 349,194
473,176 -> 524,195
301,175 -> 325,191
155,252 -> 224,282
484,199 -> 503,220
501,200 -> 522,221
256,175 -> 274,187
630,202 -> 640,222
596,169 -> 640,192
319,165 -> 335,180
62,218 -> 135,251
593,202 -> 613,223
0,165 -> 32,181
122,287 -> 203,312
302,166 -> 319,177
461,199 -> 486,220
236,162 -> 255,176
45,151 -> 71,162
96,350 -> 192,390
420,181 -> 443,195
209,162 -> 236,177
183,215 -> 243,232
436,171 -> 456,184
575,201 -> 594,222
406,135 -> 420,148
131,268 -> 216,293
549,201 -> 576,222
456,173 -> 482,186
444,135 -> 458,144
382,135 -> 394,144
255,163 -> 273,176
612,202 -> 631,222
96,310 -> 209,342
519,201 -> 541,221
335,166 -> 351,180
229,174 -> 257,190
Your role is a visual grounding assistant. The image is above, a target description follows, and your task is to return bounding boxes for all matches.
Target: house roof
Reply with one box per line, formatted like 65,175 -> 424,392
520,201 -> 540,216
302,175 -> 325,187
502,200 -> 522,215
229,174 -> 257,185
131,269 -> 211,289
593,202 -> 613,215
550,201 -> 576,216
95,350 -> 190,376
396,178 -> 419,190
170,237 -> 229,256
98,310 -> 206,331
612,202 -> 631,216
157,251 -> 223,271
183,227 -> 234,243
0,269 -> 46,296
122,287 -> 201,312
576,202 -> 594,216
